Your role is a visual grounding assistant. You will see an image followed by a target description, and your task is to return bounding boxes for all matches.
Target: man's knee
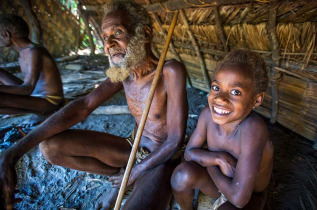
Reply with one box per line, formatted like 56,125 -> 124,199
171,161 -> 198,191
39,137 -> 63,165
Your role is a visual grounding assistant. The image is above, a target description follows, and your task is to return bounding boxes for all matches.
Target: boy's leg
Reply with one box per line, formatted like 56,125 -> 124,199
218,190 -> 267,210
0,93 -> 60,115
171,161 -> 221,210
39,129 -> 132,175
0,68 -> 23,85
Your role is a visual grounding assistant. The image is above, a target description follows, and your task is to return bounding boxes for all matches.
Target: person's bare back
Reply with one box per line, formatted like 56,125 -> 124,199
0,14 -> 63,116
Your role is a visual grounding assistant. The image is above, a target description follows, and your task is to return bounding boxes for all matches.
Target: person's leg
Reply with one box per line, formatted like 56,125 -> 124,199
39,129 -> 131,175
171,161 -> 221,210
218,190 -> 267,210
0,93 -> 60,115
0,68 -> 23,85
122,161 -> 178,210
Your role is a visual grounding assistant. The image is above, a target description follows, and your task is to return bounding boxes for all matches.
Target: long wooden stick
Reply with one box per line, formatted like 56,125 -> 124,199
113,10 -> 179,210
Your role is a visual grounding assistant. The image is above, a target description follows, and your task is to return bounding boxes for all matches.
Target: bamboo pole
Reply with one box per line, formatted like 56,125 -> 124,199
268,1 -> 280,124
152,13 -> 192,87
214,7 -> 229,52
180,9 -> 211,90
113,10 -> 179,210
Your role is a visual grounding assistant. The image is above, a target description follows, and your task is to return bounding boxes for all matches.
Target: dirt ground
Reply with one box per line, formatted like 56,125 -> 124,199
0,55 -> 316,210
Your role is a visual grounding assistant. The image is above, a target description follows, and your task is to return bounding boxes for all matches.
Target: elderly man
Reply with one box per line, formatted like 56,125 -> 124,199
0,0 -> 188,209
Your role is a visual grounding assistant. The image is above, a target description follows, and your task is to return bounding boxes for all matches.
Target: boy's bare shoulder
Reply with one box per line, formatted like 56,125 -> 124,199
199,106 -> 213,124
240,112 -> 269,144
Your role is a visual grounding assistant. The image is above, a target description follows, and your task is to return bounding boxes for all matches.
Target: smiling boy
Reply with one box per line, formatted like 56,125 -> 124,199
171,50 -> 274,210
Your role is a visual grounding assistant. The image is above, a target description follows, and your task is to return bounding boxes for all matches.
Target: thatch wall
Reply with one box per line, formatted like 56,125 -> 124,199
0,0 -> 82,63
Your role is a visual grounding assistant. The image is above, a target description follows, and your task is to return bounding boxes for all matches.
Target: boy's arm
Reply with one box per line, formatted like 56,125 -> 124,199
0,78 -> 123,209
207,121 -> 268,208
185,107 -> 236,175
0,48 -> 41,95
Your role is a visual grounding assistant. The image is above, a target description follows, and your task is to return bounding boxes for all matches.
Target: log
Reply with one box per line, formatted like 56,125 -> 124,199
0,55 -> 79,68
214,7 -> 229,52
91,105 -> 130,115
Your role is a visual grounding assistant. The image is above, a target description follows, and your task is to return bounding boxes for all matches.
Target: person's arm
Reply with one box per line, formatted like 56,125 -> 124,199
184,107 -> 237,177
207,120 -> 268,208
0,78 -> 122,209
0,48 -> 41,95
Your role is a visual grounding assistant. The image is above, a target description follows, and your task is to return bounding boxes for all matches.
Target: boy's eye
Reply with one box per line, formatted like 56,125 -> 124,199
103,36 -> 109,41
230,89 -> 241,96
211,85 -> 219,91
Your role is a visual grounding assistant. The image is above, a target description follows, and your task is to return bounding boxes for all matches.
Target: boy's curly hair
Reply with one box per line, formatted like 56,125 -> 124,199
214,49 -> 269,94
0,14 -> 29,37
102,0 -> 152,36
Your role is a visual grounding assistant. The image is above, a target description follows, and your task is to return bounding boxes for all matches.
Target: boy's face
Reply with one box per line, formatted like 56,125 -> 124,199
208,67 -> 263,125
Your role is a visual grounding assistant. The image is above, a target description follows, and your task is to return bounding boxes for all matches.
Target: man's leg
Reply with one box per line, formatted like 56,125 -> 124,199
0,93 -> 60,115
0,68 -> 23,85
39,129 -> 131,175
171,161 -> 221,210
122,160 -> 178,210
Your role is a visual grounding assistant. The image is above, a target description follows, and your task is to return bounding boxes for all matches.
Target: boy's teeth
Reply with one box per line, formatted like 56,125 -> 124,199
214,107 -> 230,114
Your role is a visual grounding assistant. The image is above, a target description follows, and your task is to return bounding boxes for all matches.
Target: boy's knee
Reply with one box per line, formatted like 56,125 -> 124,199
39,138 -> 63,165
171,162 -> 196,191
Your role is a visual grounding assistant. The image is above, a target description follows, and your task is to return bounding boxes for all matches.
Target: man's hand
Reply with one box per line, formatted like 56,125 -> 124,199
108,166 -> 141,188
0,152 -> 18,210
217,152 -> 237,178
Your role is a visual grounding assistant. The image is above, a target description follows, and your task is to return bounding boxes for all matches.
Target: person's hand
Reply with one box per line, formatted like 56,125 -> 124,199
108,166 -> 141,188
0,151 -> 18,210
217,152 -> 237,178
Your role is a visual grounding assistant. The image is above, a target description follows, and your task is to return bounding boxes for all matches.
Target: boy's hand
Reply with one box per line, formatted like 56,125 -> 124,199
0,152 -> 17,210
217,152 -> 237,178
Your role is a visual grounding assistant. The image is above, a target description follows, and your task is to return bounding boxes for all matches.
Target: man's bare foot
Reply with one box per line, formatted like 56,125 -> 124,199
96,187 -> 119,210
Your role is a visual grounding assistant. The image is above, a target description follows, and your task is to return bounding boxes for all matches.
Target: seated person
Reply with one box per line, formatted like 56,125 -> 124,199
171,49 -> 274,210
0,14 -> 63,117
0,1 -> 187,210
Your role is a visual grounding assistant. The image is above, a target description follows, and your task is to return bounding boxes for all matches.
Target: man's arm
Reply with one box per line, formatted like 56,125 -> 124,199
0,78 -> 122,209
125,60 -> 188,184
0,48 -> 41,95
207,120 -> 268,208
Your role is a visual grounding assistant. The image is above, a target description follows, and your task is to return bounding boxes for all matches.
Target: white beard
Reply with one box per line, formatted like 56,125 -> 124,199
106,34 -> 146,82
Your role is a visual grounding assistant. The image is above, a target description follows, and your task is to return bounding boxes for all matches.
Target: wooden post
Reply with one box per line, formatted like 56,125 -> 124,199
78,4 -> 95,55
180,9 -> 211,90
214,6 -> 229,52
268,1 -> 280,124
152,12 -> 192,87
113,10 -> 179,210
19,0 -> 42,44
89,16 -> 103,46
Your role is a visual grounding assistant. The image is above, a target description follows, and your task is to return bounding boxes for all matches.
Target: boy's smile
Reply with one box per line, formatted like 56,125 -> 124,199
208,67 -> 257,126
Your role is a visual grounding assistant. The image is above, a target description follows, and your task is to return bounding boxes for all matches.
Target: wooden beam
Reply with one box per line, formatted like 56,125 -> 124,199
82,0 -> 257,12
214,7 -> 229,52
152,13 -> 192,87
268,1 -> 280,124
180,9 -> 211,90
19,0 -> 42,44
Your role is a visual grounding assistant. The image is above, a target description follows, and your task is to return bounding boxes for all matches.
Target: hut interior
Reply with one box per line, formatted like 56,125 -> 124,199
0,0 -> 316,209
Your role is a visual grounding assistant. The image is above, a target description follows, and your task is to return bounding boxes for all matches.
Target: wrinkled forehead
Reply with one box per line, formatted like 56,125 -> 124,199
102,10 -> 134,34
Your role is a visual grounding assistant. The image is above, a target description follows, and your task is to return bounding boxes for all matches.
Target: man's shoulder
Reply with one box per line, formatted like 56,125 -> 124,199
162,59 -> 186,78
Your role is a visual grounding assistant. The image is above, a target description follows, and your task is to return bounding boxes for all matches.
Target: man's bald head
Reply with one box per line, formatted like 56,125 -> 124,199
0,14 -> 29,38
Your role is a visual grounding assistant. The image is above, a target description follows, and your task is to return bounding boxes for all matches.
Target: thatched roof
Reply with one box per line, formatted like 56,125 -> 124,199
1,0 -> 316,140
